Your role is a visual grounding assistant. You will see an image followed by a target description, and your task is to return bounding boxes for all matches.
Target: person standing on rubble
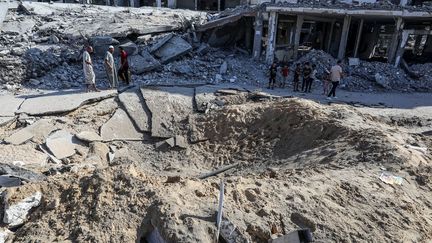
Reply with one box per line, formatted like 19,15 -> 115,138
83,46 -> 98,92
302,62 -> 312,92
293,63 -> 302,92
305,64 -> 317,93
104,46 -> 118,89
268,62 -> 277,90
118,46 -> 130,85
327,60 -> 343,99
280,65 -> 289,88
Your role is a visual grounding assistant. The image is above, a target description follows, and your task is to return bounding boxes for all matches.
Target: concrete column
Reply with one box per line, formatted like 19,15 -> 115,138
156,0 -> 162,7
394,30 -> 409,67
252,11 -> 264,60
167,0 -> 176,8
293,15 -> 304,60
0,3 -> 8,29
337,15 -> 351,60
353,18 -> 364,58
265,12 -> 278,64
217,0 -> 221,11
326,20 -> 335,53
387,17 -> 403,64
194,0 -> 197,10
245,20 -> 253,51
129,0 -> 134,7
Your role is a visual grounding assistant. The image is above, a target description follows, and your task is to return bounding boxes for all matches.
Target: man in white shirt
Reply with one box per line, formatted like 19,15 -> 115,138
104,46 -> 118,89
327,60 -> 343,98
83,46 -> 98,92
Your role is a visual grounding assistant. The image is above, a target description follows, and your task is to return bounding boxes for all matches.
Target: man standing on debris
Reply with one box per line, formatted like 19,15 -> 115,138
83,46 -> 98,92
268,62 -> 277,89
118,46 -> 130,85
293,63 -> 302,92
104,46 -> 118,89
328,60 -> 343,99
280,65 -> 289,88
302,62 -> 312,92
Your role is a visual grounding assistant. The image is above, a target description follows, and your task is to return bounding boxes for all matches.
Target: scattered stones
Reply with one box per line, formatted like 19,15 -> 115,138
45,130 -> 76,160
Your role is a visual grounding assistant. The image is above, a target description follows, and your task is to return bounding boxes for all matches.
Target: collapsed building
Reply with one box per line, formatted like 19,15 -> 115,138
196,1 -> 432,67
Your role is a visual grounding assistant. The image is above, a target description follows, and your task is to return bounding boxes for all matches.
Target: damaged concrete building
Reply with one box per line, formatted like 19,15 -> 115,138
196,2 -> 432,67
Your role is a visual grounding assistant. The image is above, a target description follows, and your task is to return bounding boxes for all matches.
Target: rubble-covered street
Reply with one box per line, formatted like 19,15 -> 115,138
0,1 -> 432,243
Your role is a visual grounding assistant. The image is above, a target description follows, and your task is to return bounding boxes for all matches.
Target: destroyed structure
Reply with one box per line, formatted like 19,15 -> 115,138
0,0 -> 432,242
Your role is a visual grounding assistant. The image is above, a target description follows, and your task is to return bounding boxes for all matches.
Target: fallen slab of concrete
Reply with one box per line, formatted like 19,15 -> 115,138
4,119 -> 56,145
0,95 -> 25,117
17,90 -> 117,116
129,51 -> 161,74
45,130 -> 76,160
118,90 -> 151,132
141,86 -> 194,138
0,144 -> 48,170
153,36 -> 192,64
0,163 -> 46,183
76,131 -> 103,143
100,108 -> 144,141
0,117 -> 15,127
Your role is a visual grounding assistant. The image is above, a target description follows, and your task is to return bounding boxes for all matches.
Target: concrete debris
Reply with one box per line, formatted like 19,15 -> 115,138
75,131 -> 103,142
4,129 -> 34,146
45,130 -> 76,160
85,142 -> 109,166
141,86 -> 194,138
149,33 -> 174,54
0,117 -> 14,127
0,163 -> 46,183
153,36 -> 193,64
119,41 -> 139,56
269,229 -> 313,243
100,108 -> 144,141
0,144 -> 48,170
219,61 -> 228,74
3,191 -> 42,227
18,90 -> 117,116
0,176 -> 22,187
0,95 -> 24,117
90,36 -> 121,56
175,135 -> 188,149
0,228 -> 13,243
4,119 -> 56,145
129,50 -> 161,74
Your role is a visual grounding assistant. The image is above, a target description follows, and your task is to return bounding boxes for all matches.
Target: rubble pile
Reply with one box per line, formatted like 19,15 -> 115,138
294,49 -> 336,77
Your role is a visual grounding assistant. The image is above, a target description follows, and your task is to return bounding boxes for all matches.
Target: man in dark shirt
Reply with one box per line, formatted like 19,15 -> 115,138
118,46 -> 130,85
302,62 -> 312,92
268,62 -> 277,90
293,63 -> 301,92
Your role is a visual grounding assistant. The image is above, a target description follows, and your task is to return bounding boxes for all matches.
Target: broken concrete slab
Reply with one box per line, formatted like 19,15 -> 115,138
119,41 -> 139,56
0,163 -> 46,183
100,108 -> 144,141
0,144 -> 48,170
153,36 -> 192,64
90,36 -> 121,56
2,18 -> 36,35
45,130 -> 76,160
118,90 -> 151,132
3,191 -> 42,227
141,86 -> 194,138
84,142 -> 109,166
0,95 -> 25,117
195,85 -> 220,112
4,119 -> 56,145
0,117 -> 15,127
149,33 -> 174,53
18,90 -> 117,116
129,51 -> 161,74
76,131 -> 103,143
175,135 -> 188,149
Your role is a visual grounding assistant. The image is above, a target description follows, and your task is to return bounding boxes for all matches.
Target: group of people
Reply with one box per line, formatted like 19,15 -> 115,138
268,60 -> 344,99
82,45 -> 131,92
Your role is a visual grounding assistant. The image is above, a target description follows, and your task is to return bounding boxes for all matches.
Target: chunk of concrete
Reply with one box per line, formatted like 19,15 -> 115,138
118,90 -> 151,132
175,135 -> 188,148
4,119 -> 56,145
0,95 -> 24,117
0,176 -> 22,187
90,36 -> 120,56
149,33 -> 173,53
100,108 -> 143,141
129,51 -> 161,74
2,19 -> 35,35
84,142 -> 109,166
45,130 -> 76,160
0,228 -> 13,242
3,191 -> 42,227
18,90 -> 117,116
153,36 -> 192,64
119,41 -> 138,56
219,61 -> 228,74
195,85 -> 220,112
76,131 -> 103,142
0,117 -> 15,127
141,86 -> 194,138
0,145 -> 48,171
0,163 -> 46,183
